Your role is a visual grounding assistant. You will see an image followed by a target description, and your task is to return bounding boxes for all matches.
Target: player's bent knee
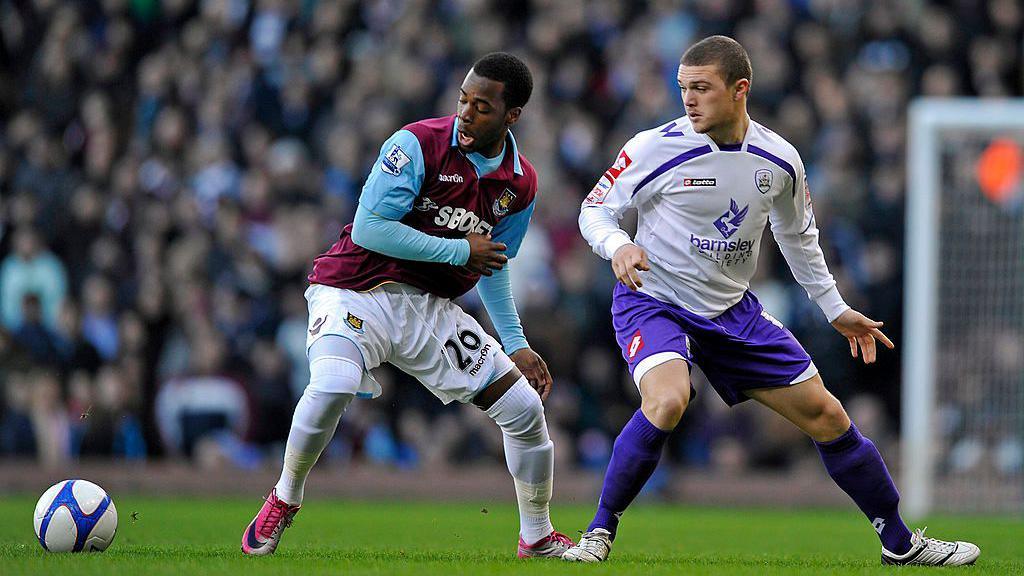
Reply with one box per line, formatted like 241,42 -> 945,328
642,391 -> 689,429
486,377 -> 548,445
639,362 -> 691,427
308,340 -> 364,398
294,387 -> 354,431
810,399 -> 852,442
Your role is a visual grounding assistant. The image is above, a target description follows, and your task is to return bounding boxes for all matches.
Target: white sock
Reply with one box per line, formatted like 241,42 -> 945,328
274,357 -> 359,505
486,378 -> 555,544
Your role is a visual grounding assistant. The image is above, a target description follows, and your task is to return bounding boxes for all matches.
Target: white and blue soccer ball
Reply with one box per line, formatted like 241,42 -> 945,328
33,479 -> 118,552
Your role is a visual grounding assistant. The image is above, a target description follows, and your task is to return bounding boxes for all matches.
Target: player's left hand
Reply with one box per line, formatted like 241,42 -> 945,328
830,309 -> 895,364
510,348 -> 554,401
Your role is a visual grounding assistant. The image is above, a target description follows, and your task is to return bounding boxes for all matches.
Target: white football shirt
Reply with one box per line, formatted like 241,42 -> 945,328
579,115 -> 849,322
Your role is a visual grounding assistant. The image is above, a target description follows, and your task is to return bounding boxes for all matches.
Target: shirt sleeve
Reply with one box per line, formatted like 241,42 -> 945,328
351,205 -> 470,265
578,135 -> 656,260
769,157 -> 850,322
490,199 -> 535,259
359,129 -> 426,220
476,265 -> 527,354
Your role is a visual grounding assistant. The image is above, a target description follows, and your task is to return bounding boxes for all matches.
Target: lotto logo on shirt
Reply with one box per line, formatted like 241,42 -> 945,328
586,149 -> 632,205
683,178 -> 716,187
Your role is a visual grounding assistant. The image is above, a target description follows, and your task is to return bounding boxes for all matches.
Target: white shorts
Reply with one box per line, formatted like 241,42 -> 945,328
304,283 -> 515,404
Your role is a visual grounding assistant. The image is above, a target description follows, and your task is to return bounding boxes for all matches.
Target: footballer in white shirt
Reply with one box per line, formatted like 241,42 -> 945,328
563,35 -> 979,567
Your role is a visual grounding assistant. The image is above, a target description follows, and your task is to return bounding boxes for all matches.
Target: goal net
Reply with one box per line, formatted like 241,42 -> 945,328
904,99 -> 1024,518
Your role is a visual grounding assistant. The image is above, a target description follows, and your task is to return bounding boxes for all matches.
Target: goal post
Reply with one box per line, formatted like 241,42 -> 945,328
904,98 -> 1024,519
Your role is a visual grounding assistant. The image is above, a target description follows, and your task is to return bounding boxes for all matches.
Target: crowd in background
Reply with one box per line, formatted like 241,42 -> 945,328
1,0 -> 1021,481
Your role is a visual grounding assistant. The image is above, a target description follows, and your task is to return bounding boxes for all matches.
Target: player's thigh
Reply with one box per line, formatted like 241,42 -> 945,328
696,297 -> 817,407
304,284 -> 390,398
744,373 -> 851,440
611,285 -> 694,393
390,295 -> 514,405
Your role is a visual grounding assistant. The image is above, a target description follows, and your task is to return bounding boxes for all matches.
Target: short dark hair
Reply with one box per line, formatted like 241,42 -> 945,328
681,35 -> 752,87
472,52 -> 533,109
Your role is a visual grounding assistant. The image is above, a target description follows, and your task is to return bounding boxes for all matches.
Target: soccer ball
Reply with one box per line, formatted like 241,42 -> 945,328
33,479 -> 118,552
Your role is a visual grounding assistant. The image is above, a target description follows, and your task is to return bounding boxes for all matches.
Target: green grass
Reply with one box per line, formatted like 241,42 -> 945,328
0,497 -> 1020,575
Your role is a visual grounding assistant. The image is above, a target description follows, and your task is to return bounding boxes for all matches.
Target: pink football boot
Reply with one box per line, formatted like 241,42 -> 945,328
241,489 -> 300,556
517,530 -> 575,558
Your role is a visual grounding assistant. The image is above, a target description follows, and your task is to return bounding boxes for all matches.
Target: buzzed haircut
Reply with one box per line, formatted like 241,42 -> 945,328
681,35 -> 753,87
472,52 -> 533,110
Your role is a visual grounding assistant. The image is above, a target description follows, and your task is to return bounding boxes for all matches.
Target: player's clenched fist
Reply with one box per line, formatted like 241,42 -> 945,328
464,233 -> 507,276
612,244 -> 650,290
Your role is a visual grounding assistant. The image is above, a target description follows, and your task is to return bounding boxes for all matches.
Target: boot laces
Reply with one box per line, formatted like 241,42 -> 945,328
915,527 -> 957,554
259,496 -> 295,537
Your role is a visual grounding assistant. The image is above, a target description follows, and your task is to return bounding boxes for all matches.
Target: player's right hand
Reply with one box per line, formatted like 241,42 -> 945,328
612,244 -> 650,290
465,233 -> 507,276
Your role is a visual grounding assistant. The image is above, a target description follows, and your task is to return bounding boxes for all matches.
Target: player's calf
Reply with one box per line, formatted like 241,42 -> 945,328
484,377 -> 564,548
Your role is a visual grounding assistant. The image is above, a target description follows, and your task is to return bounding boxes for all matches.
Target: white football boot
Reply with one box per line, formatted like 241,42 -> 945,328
881,527 -> 980,566
561,528 -> 612,562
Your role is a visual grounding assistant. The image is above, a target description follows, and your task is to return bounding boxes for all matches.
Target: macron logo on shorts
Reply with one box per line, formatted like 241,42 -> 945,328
628,330 -> 645,359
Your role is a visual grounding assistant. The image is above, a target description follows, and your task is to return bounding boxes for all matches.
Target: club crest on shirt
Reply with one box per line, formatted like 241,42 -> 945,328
713,198 -> 749,239
381,143 -> 411,176
493,188 -> 516,217
345,312 -> 365,333
755,168 -> 773,194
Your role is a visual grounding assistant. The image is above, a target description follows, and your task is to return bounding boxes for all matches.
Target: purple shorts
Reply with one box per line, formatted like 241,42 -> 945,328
611,284 -> 815,406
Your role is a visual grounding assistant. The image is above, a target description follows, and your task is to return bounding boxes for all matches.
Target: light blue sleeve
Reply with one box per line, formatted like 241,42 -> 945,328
490,199 -> 535,259
359,130 -> 425,220
476,265 -> 528,354
352,205 -> 470,265
475,199 -> 536,353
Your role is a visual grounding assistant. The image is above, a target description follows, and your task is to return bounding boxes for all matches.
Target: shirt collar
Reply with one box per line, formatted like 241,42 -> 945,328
451,117 -> 523,176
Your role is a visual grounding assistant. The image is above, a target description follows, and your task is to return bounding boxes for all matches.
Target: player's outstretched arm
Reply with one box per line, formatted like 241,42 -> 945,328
830,309 -> 895,364
611,244 -> 650,290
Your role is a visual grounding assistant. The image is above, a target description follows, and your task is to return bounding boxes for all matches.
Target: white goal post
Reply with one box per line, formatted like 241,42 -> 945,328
904,98 -> 1024,519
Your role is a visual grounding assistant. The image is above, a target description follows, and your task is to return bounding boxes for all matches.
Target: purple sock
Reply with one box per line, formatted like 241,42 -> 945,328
815,423 -> 912,554
588,410 -> 670,539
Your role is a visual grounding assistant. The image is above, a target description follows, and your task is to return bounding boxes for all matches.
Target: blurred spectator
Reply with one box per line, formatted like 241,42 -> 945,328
155,329 -> 250,459
12,293 -> 61,365
74,365 -> 147,460
1,369 -> 36,458
0,227 -> 67,332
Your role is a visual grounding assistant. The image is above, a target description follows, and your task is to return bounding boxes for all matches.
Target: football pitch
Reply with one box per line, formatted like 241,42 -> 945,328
0,497 -> 1020,575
